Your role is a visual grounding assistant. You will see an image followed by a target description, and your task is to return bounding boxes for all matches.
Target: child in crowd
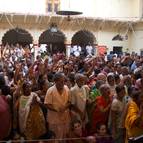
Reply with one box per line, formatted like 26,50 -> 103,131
95,123 -> 114,143
66,119 -> 95,143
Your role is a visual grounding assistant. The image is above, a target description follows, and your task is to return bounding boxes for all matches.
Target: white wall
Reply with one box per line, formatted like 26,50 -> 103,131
0,0 -> 46,14
93,30 -> 130,53
0,29 -> 8,44
92,0 -> 140,19
61,0 -> 140,19
130,29 -> 143,54
131,0 -> 140,18
29,29 -> 43,43
62,29 -> 131,54
0,0 -> 140,20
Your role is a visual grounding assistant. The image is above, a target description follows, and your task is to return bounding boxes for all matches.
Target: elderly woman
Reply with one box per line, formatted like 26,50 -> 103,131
18,81 -> 46,140
107,73 -> 116,98
96,73 -> 107,84
91,84 -> 111,133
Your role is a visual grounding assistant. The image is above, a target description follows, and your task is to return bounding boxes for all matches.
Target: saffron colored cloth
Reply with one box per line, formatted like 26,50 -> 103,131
44,85 -> 71,140
125,100 -> 143,138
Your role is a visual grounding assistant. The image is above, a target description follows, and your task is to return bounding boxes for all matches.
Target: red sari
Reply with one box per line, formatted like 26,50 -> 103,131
91,96 -> 111,133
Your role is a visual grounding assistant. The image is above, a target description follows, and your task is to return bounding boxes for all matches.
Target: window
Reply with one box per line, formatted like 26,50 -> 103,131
47,3 -> 52,12
113,46 -> 123,56
140,50 -> 143,56
46,0 -> 60,13
54,3 -> 59,12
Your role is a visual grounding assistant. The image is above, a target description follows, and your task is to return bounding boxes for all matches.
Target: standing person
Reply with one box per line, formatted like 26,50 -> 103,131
91,84 -> 111,133
125,91 -> 143,143
70,73 -> 89,128
44,72 -> 71,143
110,84 -> 126,143
18,81 -> 46,140
107,73 -> 116,99
0,86 -> 11,140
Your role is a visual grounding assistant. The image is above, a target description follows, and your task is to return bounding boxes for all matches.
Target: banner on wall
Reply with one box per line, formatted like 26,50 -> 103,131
97,45 -> 107,56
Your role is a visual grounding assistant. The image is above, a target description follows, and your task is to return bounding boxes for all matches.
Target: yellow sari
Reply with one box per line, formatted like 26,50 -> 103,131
24,104 -> 46,140
125,100 -> 143,142
19,93 -> 46,140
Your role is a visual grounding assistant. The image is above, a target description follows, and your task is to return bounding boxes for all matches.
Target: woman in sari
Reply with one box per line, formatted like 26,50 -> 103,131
91,84 -> 111,133
18,80 -> 46,140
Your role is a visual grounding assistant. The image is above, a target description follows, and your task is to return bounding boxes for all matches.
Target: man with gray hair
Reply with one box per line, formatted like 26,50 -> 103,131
70,73 -> 90,127
44,72 -> 71,143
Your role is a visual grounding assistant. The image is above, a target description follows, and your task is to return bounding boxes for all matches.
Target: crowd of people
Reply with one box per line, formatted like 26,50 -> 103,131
0,43 -> 143,143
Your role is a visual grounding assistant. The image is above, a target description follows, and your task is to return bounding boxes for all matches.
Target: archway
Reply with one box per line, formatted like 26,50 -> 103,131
2,28 -> 33,46
39,27 -> 66,55
71,30 -> 96,57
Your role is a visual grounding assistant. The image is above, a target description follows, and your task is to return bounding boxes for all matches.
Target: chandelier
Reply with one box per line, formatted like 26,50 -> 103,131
56,0 -> 83,21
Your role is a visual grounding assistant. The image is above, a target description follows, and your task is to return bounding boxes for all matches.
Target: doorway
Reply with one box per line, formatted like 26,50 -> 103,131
113,46 -> 123,56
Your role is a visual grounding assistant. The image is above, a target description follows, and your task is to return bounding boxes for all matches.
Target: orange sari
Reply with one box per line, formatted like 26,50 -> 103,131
92,96 -> 111,133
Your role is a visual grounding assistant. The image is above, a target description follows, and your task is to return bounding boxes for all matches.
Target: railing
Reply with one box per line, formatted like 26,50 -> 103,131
128,135 -> 143,143
0,135 -> 113,143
